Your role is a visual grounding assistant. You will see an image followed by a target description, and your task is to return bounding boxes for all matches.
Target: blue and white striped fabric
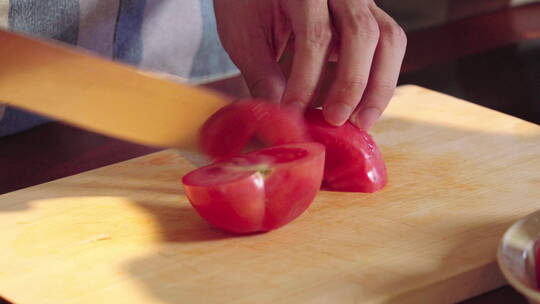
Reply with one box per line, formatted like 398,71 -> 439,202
0,0 -> 238,136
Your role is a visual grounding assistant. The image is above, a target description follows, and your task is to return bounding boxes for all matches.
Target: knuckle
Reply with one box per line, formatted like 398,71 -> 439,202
334,98 -> 359,112
380,21 -> 407,47
375,79 -> 397,92
333,76 -> 369,107
343,76 -> 369,92
373,81 -> 396,100
300,22 -> 333,48
362,80 -> 396,106
286,87 -> 317,103
247,77 -> 282,97
247,77 -> 268,92
336,99 -> 359,110
345,12 -> 380,41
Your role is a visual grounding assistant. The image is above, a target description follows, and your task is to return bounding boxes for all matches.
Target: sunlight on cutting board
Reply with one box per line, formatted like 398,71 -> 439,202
0,85 -> 539,304
12,197 -> 169,257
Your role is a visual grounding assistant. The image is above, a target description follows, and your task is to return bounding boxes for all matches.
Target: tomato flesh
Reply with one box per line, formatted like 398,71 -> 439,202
199,100 -> 308,160
305,109 -> 387,193
182,143 -> 325,233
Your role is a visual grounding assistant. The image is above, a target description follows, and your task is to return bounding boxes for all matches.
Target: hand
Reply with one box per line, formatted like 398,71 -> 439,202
213,0 -> 407,130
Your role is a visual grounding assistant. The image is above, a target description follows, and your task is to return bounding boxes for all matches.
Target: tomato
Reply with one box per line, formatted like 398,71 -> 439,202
182,142 -> 325,233
304,109 -> 387,193
199,100 -> 308,160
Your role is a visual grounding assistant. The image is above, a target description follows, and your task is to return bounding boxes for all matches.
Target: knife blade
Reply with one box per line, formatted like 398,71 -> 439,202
0,29 -> 230,149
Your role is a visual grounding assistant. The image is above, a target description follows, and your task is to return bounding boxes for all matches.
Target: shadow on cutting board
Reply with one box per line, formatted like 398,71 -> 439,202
116,116 -> 538,304
1,114 -> 538,303
121,218 -> 520,304
0,296 -> 12,304
8,200 -> 237,247
378,218 -> 521,304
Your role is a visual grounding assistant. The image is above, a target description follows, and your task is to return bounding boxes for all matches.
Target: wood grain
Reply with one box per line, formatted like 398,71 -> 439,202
0,85 -> 538,304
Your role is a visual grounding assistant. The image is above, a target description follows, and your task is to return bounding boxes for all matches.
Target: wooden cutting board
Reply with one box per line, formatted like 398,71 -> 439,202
1,85 -> 539,304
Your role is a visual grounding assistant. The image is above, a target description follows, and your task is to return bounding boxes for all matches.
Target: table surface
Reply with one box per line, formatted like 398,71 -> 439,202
2,2 -> 540,303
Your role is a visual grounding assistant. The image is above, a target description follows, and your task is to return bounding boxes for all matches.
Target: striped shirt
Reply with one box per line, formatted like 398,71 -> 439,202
0,0 -> 238,136
1,0 -> 535,136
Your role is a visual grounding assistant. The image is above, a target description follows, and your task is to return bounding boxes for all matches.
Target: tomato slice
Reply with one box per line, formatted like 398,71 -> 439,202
199,100 -> 308,160
305,109 -> 387,193
182,142 -> 325,233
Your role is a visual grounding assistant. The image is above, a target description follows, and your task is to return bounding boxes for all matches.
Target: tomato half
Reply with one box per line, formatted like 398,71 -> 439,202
182,142 -> 325,234
199,100 -> 308,160
305,109 -> 387,193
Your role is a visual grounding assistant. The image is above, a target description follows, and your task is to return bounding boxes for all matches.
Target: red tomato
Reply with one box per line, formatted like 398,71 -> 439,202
199,100 -> 308,160
182,142 -> 325,234
304,109 -> 387,193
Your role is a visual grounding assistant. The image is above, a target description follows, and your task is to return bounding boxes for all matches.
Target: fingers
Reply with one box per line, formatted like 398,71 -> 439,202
214,0 -> 406,127
350,5 -> 407,130
234,28 -> 288,102
281,0 -> 333,110
214,0 -> 287,102
242,60 -> 287,102
323,0 -> 379,126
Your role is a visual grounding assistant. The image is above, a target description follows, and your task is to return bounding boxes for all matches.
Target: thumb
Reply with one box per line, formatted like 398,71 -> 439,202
229,31 -> 287,102
240,57 -> 287,102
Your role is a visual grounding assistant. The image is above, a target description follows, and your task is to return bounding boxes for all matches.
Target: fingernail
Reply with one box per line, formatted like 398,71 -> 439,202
324,103 -> 352,126
351,107 -> 381,130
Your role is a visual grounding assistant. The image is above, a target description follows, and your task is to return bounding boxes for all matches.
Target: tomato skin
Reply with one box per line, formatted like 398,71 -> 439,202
305,109 -> 387,193
184,175 -> 266,233
199,100 -> 308,160
182,143 -> 325,234
198,102 -> 256,160
259,146 -> 325,230
249,102 -> 307,146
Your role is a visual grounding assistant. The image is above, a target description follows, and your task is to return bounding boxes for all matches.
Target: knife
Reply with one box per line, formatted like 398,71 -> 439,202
0,29 -> 230,149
